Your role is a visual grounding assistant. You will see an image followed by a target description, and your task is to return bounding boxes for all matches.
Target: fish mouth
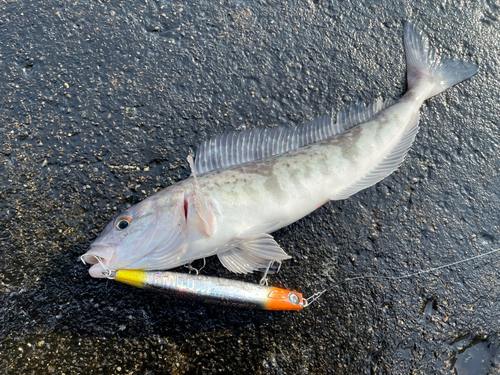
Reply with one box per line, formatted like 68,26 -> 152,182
81,244 -> 117,279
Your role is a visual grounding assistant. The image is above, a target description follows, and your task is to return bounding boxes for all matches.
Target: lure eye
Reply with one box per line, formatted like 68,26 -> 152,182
115,215 -> 132,230
288,293 -> 300,305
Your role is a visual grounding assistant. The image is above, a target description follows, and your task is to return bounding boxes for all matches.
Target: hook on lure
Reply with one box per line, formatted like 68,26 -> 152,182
80,255 -> 304,310
80,248 -> 500,311
111,269 -> 305,310
80,254 -> 117,279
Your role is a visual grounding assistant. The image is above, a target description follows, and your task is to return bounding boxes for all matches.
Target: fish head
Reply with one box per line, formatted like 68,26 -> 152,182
82,188 -> 189,278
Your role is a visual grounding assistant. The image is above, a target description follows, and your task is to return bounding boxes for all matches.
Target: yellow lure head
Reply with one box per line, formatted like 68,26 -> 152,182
114,270 -> 147,288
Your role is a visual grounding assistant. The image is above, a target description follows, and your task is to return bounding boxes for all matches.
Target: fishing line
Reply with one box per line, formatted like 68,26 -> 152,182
303,247 -> 500,308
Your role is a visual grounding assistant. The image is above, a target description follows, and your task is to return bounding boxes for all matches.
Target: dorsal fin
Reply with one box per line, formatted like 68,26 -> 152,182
194,98 -> 393,175
336,98 -> 394,130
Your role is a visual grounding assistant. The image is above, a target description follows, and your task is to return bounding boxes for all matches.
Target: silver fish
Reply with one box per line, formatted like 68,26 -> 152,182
82,22 -> 477,279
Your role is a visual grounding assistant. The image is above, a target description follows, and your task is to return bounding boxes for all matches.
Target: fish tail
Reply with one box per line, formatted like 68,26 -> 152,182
403,22 -> 478,99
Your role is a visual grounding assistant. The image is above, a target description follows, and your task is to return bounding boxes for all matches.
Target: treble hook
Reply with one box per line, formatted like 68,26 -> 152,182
259,260 -> 281,285
183,258 -> 206,275
80,254 -> 117,279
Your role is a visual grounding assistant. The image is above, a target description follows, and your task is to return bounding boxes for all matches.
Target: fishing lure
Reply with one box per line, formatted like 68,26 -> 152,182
81,248 -> 500,310
81,255 -> 305,310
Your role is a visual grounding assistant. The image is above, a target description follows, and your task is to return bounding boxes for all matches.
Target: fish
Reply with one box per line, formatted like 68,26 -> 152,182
81,22 -> 478,279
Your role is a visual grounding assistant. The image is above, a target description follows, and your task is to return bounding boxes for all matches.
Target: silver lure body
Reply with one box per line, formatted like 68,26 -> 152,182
113,269 -> 304,310
82,23 -> 477,278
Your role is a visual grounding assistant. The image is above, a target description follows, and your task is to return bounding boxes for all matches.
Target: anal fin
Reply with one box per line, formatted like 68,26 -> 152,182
331,112 -> 420,200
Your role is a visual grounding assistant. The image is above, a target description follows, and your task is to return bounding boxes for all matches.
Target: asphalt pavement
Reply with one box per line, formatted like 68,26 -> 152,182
1,0 -> 500,373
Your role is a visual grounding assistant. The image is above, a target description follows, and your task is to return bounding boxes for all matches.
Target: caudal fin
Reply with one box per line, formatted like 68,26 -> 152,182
404,22 -> 478,99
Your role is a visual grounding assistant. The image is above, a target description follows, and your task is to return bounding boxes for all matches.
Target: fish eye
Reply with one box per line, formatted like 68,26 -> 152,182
115,215 -> 132,230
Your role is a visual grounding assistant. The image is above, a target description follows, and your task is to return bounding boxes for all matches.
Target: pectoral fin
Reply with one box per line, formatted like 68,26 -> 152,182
217,234 -> 291,274
187,155 -> 216,236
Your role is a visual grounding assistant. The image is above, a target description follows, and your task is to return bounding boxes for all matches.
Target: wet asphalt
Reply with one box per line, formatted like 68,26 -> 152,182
1,0 -> 500,374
